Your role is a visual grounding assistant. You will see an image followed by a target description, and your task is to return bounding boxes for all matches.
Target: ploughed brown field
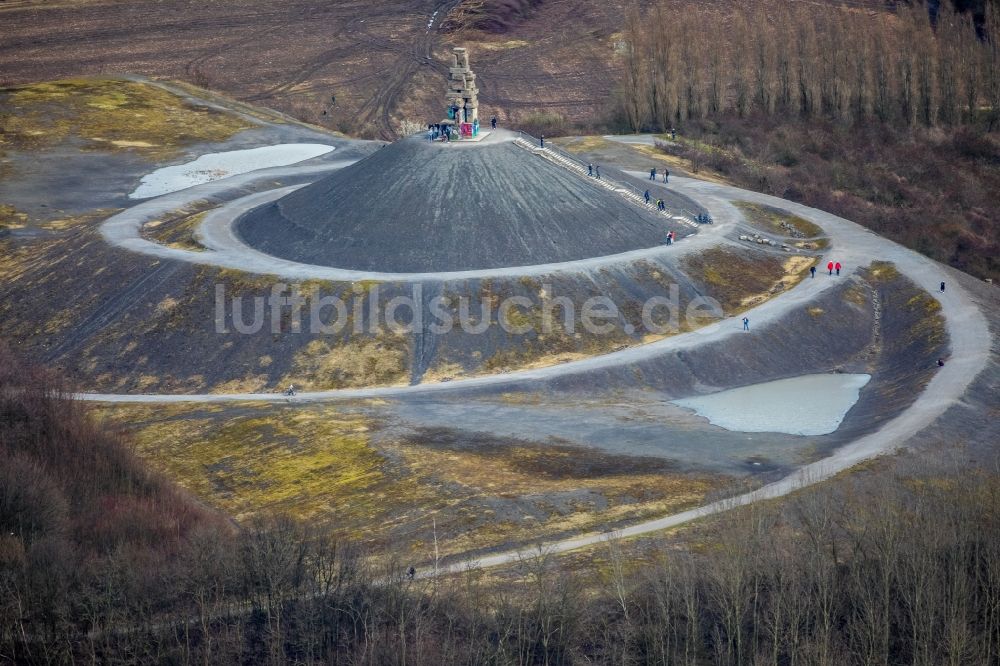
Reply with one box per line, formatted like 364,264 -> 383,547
0,0 -> 888,140
0,0 -> 623,139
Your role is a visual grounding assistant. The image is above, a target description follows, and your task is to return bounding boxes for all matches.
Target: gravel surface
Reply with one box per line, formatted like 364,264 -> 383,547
85,166 -> 994,576
235,132 -> 683,271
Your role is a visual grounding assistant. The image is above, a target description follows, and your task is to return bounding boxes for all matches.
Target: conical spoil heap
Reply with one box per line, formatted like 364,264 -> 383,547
235,137 -> 670,273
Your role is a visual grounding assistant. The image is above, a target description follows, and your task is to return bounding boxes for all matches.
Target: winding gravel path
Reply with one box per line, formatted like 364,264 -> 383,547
101,144 -> 721,282
429,177 -> 992,574
87,158 -> 992,572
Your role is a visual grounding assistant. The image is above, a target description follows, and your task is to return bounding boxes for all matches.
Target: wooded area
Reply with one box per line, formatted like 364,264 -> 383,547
2,345 -> 1000,664
618,2 -> 1000,131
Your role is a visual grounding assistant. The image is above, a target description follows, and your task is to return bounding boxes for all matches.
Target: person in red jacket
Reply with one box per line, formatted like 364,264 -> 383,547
827,260 -> 834,275
835,261 -> 842,276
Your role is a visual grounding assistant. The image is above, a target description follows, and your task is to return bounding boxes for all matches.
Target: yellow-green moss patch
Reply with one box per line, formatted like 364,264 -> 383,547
125,409 -> 386,522
0,204 -> 28,231
285,334 -> 409,390
1,78 -> 251,158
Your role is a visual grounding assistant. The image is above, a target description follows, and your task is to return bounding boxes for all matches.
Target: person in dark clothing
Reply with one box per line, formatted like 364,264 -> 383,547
810,266 -> 816,278
671,127 -> 677,141
491,115 -> 497,130
407,566 -> 416,580
650,168 -> 657,180
644,190 -> 650,204
595,165 -> 601,179
540,135 -> 545,148
742,317 -> 749,331
937,358 -> 945,367
588,163 -> 593,176
663,169 -> 669,183
940,281 -> 946,292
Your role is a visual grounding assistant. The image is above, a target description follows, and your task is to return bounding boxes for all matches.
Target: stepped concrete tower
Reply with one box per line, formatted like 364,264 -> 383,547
445,47 -> 479,124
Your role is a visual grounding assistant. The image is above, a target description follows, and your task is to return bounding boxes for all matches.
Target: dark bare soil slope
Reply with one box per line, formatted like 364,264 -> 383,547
237,137 -> 676,272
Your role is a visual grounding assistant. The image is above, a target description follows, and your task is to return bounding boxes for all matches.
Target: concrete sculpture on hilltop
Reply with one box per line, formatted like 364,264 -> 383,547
443,47 -> 480,138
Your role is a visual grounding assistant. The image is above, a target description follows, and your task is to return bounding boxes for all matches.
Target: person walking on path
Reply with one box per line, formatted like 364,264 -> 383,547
827,260 -> 834,275
671,127 -> 677,141
810,265 -> 816,278
663,169 -> 669,183
644,190 -> 650,204
491,115 -> 497,130
835,261 -> 842,276
650,167 -> 657,180
742,317 -> 750,331
588,163 -> 593,177
595,165 -> 601,179
940,281 -> 946,292
540,135 -> 545,148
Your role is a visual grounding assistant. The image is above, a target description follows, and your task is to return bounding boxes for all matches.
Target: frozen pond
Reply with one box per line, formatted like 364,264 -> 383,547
674,373 -> 871,436
129,144 -> 335,199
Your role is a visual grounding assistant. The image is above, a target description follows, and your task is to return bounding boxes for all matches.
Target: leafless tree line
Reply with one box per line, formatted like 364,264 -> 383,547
5,448 -> 1000,663
3,344 -> 1000,664
619,1 -> 1000,131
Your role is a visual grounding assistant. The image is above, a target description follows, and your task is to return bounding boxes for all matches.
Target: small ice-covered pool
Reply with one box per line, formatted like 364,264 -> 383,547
674,373 -> 871,436
129,143 -> 335,199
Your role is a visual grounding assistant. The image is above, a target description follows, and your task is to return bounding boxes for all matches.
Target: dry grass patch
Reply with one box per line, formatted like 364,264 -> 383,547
555,135 -> 615,152
101,404 -> 728,558
422,360 -> 466,383
683,247 -> 817,313
119,407 -> 392,524
285,334 -> 409,390
735,201 -> 824,238
869,260 -> 902,282
144,209 -> 210,251
478,39 -> 530,50
395,433 -> 724,558
1,79 -> 251,158
0,204 -> 28,231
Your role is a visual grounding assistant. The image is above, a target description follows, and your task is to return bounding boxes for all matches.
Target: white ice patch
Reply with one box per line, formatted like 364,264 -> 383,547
673,373 -> 871,436
129,144 -> 335,199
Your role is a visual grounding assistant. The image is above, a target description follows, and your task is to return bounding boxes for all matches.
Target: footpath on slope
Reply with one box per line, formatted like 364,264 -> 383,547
89,175 -> 985,404
425,177 -> 993,575
101,152 -> 710,282
88,170 -> 992,574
